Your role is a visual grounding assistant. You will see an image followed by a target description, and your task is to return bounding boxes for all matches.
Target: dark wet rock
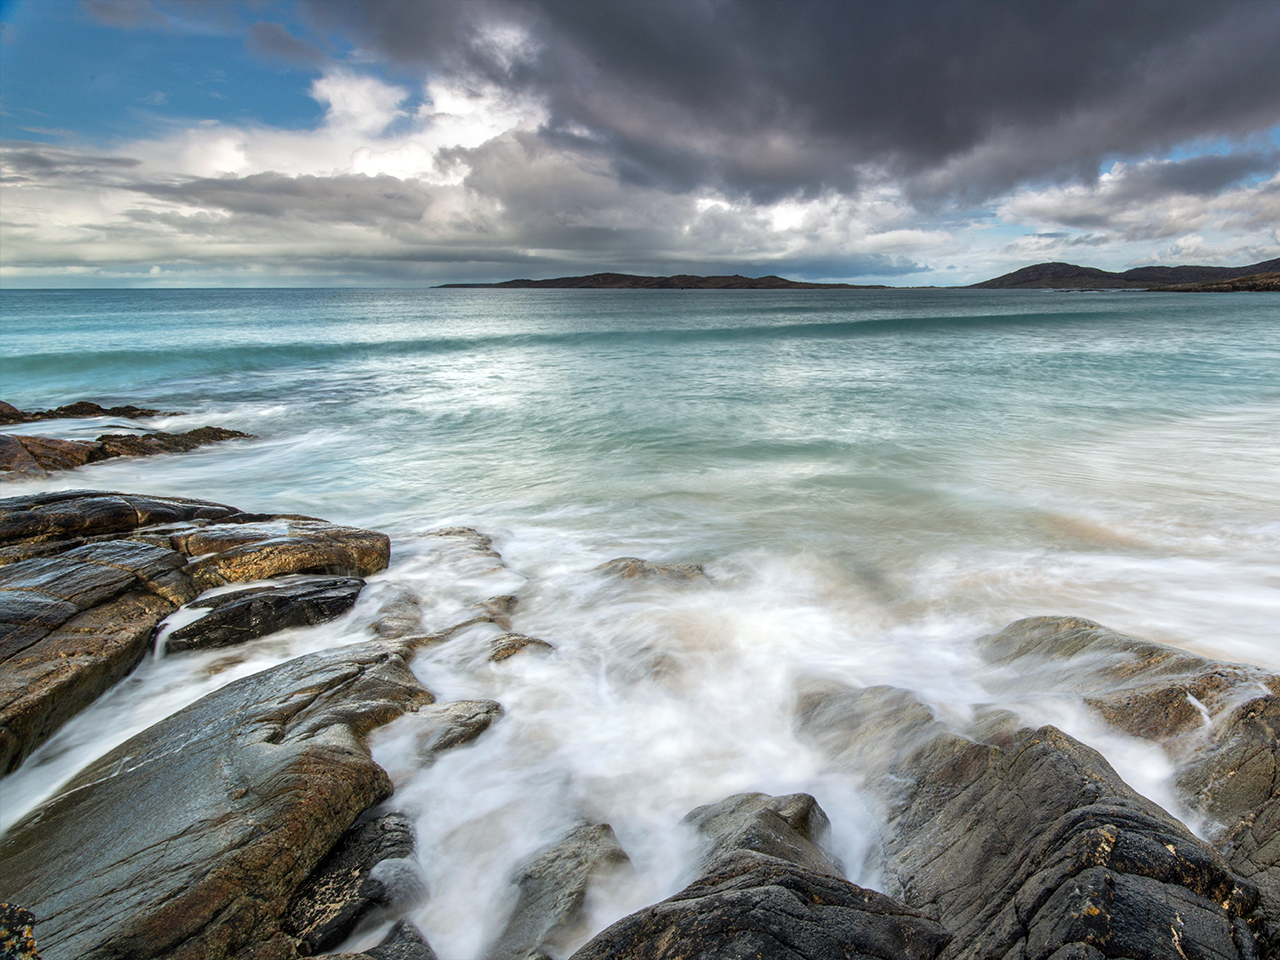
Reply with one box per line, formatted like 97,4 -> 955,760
0,638 -> 433,960
1178,693 -> 1280,926
881,721 -> 1263,960
684,792 -> 843,877
415,699 -> 504,760
569,850 -> 950,960
0,903 -> 40,959
95,426 -> 253,460
0,400 -> 178,425
175,519 -> 391,589
163,577 -> 365,653
489,632 -> 554,662
594,557 -> 708,583
978,616 -> 1280,927
283,811 -> 426,955
487,823 -> 632,960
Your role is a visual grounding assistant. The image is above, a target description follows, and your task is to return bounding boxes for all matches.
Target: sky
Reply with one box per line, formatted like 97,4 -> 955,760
1,0 -> 1278,287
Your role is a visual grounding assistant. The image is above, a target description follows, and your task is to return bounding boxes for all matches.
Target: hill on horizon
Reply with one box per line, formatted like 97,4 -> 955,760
971,259 -> 1280,289
438,272 -> 888,290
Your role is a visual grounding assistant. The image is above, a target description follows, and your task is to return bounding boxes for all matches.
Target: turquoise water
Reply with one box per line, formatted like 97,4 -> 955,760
3,288 -> 1279,955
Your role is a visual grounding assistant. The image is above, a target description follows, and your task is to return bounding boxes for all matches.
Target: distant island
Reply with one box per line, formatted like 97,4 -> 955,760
970,258 -> 1280,290
438,272 -> 888,289
438,261 -> 1279,292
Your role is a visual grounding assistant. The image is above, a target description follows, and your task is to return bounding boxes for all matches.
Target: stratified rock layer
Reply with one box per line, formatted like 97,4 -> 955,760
0,639 -> 433,960
0,491 -> 390,774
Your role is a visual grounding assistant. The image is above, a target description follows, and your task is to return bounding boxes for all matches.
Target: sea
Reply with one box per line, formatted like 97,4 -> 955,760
2,287 -> 1278,956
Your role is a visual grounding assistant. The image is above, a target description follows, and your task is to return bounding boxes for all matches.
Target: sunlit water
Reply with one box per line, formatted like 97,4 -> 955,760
2,288 -> 1278,957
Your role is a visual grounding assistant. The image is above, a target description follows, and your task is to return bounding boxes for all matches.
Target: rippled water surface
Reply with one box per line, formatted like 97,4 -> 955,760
2,287 -> 1278,956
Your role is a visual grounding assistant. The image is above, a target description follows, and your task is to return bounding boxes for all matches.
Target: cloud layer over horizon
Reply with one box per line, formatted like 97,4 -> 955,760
2,0 -> 1278,286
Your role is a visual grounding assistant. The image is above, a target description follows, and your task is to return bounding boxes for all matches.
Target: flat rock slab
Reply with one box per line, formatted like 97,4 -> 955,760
284,811 -> 425,955
163,576 -> 365,652
0,639 -> 433,960
570,851 -> 950,960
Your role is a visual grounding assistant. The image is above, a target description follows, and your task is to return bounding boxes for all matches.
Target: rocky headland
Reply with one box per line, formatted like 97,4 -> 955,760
1,489 -> 1277,959
970,259 -> 1280,291
0,400 -> 253,480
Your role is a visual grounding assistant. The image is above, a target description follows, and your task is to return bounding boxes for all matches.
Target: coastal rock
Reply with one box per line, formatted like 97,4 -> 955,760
0,639 -> 433,960
594,557 -> 708,583
162,576 -> 365,653
571,792 -> 949,960
0,903 -> 40,960
0,435 -> 47,479
0,427 -> 253,478
486,823 -> 632,960
882,722 -> 1263,960
373,590 -> 426,639
428,526 -> 503,561
0,538 -> 192,773
569,851 -> 949,960
473,594 -> 519,630
489,632 -> 554,662
978,616 -> 1280,924
283,811 -> 427,955
176,519 -> 391,588
0,490 -> 392,775
976,616 -> 1280,745
683,792 -> 843,877
0,490 -> 241,555
0,400 -> 178,425
415,699 -> 504,761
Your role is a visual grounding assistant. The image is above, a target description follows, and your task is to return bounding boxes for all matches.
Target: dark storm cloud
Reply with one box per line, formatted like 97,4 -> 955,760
245,22 -> 328,67
0,142 -> 141,186
301,0 -> 1280,203
135,172 -> 433,224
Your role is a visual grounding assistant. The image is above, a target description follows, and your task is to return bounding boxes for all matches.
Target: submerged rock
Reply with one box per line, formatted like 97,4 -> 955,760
593,557 -> 708,583
0,639 -> 433,960
489,632 -> 554,662
415,699 -> 505,761
486,822 -> 632,960
162,576 -> 365,653
283,811 -> 427,955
